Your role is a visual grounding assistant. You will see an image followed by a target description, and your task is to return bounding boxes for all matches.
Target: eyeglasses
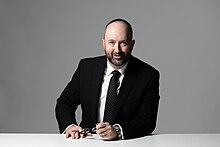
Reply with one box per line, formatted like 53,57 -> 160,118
72,127 -> 96,137
81,127 -> 96,134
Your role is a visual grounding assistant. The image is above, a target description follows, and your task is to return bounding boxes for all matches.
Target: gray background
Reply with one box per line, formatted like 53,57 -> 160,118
0,0 -> 220,134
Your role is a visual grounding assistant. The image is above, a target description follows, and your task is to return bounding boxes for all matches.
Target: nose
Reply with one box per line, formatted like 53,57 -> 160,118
114,42 -> 121,52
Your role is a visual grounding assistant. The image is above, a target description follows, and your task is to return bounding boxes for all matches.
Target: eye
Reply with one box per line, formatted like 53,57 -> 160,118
109,41 -> 114,44
120,41 -> 128,47
108,41 -> 115,46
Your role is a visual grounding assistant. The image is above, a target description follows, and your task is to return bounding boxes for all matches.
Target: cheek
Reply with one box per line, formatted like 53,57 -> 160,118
105,46 -> 113,53
122,47 -> 132,53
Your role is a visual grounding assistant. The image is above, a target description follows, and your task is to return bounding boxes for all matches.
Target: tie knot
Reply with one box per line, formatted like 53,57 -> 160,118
112,70 -> 121,79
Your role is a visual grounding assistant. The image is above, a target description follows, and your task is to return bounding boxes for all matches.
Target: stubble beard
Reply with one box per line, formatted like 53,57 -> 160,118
105,51 -> 130,67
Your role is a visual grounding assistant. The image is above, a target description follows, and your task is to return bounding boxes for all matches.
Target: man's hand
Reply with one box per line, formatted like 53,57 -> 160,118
96,122 -> 117,140
65,125 -> 83,139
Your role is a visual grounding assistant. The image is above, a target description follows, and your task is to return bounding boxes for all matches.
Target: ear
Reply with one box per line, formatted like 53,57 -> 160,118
132,39 -> 135,46
131,39 -> 135,51
102,38 -> 105,49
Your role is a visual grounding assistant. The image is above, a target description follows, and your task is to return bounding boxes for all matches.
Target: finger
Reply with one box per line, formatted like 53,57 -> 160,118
97,122 -> 107,127
71,131 -> 80,139
97,123 -> 112,134
97,125 -> 117,140
100,132 -> 108,138
74,131 -> 80,139
71,131 -> 76,139
65,131 -> 71,138
100,122 -> 110,126
96,122 -> 108,130
101,132 -> 113,140
96,127 -> 105,135
101,131 -> 114,141
97,128 -> 109,138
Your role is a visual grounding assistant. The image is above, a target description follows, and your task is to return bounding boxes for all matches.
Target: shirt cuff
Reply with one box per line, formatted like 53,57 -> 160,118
62,124 -> 76,134
113,124 -> 124,140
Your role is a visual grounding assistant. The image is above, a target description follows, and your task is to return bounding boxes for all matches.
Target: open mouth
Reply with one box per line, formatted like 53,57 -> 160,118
113,53 -> 124,60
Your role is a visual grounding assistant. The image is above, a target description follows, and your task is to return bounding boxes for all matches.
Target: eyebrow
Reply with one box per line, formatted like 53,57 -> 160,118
107,39 -> 128,42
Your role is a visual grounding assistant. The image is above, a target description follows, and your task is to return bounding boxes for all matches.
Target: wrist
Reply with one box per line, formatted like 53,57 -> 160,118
113,124 -> 122,140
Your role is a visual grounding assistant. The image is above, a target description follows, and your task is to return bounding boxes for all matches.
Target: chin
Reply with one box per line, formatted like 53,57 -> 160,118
113,61 -> 126,67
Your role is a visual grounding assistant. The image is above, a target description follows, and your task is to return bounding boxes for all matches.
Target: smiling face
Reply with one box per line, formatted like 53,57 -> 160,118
102,21 -> 135,69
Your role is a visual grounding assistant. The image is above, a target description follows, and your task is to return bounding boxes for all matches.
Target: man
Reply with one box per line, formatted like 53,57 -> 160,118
55,18 -> 160,140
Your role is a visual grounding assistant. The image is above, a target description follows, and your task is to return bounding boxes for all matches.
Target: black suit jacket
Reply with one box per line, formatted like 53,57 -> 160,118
55,55 -> 160,139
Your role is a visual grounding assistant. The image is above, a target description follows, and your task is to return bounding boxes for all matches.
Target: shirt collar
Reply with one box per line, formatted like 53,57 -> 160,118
106,60 -> 128,76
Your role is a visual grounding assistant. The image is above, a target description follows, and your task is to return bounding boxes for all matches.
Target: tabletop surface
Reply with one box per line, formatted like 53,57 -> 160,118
0,133 -> 220,147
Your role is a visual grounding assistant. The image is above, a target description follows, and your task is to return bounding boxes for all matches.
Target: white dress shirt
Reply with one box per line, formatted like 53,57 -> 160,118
97,61 -> 127,122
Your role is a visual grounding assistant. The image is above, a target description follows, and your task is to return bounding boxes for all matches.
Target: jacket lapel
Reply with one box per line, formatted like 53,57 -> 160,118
113,56 -> 138,122
89,56 -> 107,123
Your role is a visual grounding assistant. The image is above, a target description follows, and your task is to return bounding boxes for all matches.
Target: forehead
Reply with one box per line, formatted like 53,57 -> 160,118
104,22 -> 129,39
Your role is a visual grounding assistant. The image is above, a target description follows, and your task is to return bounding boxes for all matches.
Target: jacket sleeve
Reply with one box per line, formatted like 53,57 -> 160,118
120,70 -> 160,139
55,63 -> 81,133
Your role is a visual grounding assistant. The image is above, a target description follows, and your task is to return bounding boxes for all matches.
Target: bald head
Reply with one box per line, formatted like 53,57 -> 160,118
104,18 -> 133,40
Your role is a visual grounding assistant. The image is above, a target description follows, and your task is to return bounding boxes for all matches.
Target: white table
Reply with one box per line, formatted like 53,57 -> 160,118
0,133 -> 219,147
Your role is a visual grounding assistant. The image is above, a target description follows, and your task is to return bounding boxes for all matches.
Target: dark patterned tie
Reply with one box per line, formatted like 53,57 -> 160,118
103,70 -> 121,124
